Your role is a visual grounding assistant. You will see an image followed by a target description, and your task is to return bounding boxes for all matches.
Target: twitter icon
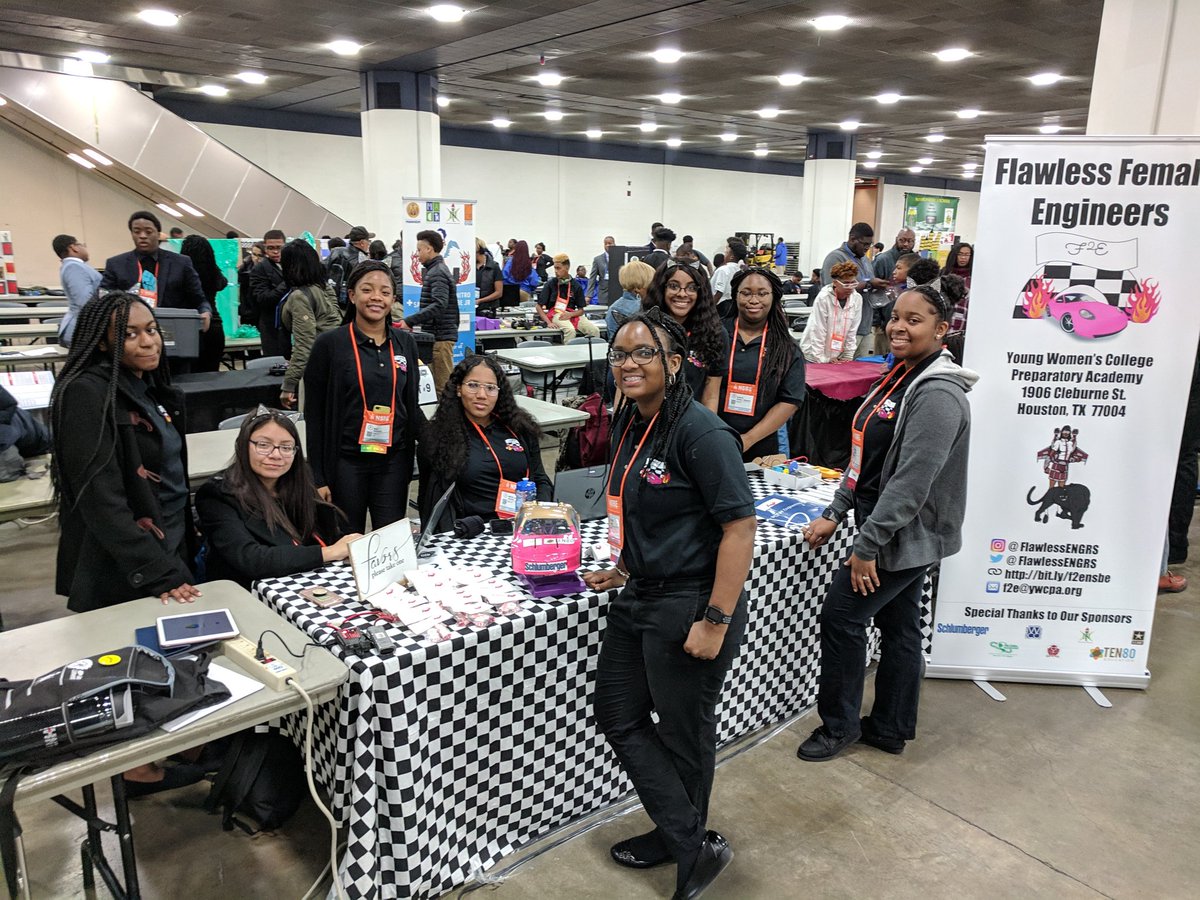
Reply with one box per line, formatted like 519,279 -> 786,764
989,552 -> 1003,563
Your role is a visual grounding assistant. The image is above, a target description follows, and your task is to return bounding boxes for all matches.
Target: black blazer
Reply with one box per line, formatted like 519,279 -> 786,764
249,258 -> 288,318
55,366 -> 194,612
195,477 -> 343,589
100,249 -> 210,315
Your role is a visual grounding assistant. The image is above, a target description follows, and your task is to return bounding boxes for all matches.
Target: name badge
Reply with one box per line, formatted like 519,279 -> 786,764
496,478 -> 519,518
606,495 -> 624,561
845,429 -> 864,490
359,404 -> 394,452
723,381 -> 757,417
830,328 -> 846,354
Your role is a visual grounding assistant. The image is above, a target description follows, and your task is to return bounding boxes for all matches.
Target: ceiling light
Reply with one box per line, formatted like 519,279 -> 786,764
926,133 -> 946,143
585,129 -> 602,139
875,92 -> 901,104
651,48 -> 683,64
917,156 -> 933,165
1028,71 -> 1062,86
327,40 -> 362,56
866,150 -> 882,159
75,50 -> 110,64
810,15 -> 850,31
839,119 -> 859,131
934,47 -> 971,62
67,153 -> 95,169
909,166 -> 924,173
753,147 -> 769,157
436,95 -> 450,107
491,117 -> 511,129
137,9 -> 180,27
757,107 -> 779,119
198,84 -> 228,97
81,148 -> 112,165
659,91 -> 682,104
963,162 -> 978,170
535,71 -> 563,87
177,202 -> 203,216
156,203 -> 182,217
63,59 -> 94,77
543,109 -> 564,121
862,161 -> 878,169
426,4 -> 467,22
777,72 -> 805,86
235,71 -> 267,85
956,108 -> 980,119
962,171 -> 977,177
1039,123 -> 1062,134
638,122 -> 658,133
0,98 -> 6,106
719,131 -> 739,142
666,137 -> 682,148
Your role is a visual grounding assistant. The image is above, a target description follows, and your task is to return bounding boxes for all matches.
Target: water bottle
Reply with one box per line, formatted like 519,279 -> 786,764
515,479 -> 537,513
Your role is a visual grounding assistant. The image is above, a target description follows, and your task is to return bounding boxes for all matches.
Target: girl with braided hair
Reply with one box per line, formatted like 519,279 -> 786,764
718,266 -> 807,461
642,261 -> 730,412
798,284 -> 977,762
584,307 -> 755,899
51,291 -> 200,612
417,354 -> 552,533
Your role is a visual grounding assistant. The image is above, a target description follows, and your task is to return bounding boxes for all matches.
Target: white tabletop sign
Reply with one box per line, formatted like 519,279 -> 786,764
418,363 -> 437,404
348,518 -> 418,602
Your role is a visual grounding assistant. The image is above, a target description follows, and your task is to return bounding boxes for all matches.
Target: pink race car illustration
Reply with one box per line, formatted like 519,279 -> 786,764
511,502 -> 582,577
1043,288 -> 1129,339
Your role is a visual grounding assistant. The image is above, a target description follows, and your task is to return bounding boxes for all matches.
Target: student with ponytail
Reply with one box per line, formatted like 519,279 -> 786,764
584,307 -> 755,900
51,291 -> 200,612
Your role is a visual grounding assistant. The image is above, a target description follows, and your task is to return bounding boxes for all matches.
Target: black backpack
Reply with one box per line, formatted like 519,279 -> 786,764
204,731 -> 305,834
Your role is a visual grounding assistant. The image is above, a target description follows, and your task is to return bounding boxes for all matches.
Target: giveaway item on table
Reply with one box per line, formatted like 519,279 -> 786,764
510,502 -> 585,597
434,565 -> 527,616
407,568 -> 497,629
749,458 -> 823,492
347,518 -> 417,603
754,494 -> 827,531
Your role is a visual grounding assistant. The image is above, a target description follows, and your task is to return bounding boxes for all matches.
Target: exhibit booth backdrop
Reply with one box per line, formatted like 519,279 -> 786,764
401,198 -> 476,363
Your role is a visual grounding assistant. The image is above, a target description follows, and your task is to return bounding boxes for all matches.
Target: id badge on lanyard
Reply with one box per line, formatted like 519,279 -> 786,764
606,412 -> 659,562
606,496 -> 624,561
350,326 -> 398,454
845,366 -> 909,490
554,286 -> 570,316
138,261 -> 159,307
845,429 -> 864,489
471,421 -> 527,519
723,320 -> 768,418
829,305 -> 847,355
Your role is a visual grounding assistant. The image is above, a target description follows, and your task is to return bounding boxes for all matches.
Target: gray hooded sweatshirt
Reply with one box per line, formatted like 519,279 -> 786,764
825,350 -> 979,570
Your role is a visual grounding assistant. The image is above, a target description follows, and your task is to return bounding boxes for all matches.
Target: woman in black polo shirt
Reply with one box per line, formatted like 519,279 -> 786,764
718,267 -> 807,460
642,261 -> 729,411
584,307 -> 756,900
303,261 -> 421,533
418,354 -> 552,532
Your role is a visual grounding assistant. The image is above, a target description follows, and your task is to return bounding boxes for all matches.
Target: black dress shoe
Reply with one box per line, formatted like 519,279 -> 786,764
797,725 -> 859,761
610,830 -> 672,869
857,717 -> 905,755
672,831 -> 733,900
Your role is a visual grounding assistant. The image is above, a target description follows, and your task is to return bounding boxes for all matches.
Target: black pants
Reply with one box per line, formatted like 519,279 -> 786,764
593,578 -> 747,859
330,450 -> 411,533
195,315 -> 226,373
1169,342 -> 1200,562
817,561 -> 929,741
258,309 -> 290,359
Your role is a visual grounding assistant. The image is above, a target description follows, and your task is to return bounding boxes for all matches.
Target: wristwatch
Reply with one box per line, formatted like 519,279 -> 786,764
703,605 -> 734,626
821,509 -> 841,524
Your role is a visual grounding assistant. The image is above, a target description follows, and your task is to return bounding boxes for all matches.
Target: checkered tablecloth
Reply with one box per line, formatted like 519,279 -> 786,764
254,475 -> 935,899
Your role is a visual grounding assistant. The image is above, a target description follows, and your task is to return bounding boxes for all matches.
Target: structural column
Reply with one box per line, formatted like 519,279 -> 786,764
797,131 -> 858,275
360,70 -> 442,245
1087,0 -> 1200,135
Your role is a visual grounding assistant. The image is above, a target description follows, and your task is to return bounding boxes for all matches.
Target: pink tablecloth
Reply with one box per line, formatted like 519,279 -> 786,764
804,360 -> 886,401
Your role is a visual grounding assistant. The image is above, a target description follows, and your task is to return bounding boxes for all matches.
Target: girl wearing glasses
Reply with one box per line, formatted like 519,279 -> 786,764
719,268 -> 807,461
584,307 -> 754,900
643,262 -> 730,411
800,260 -> 863,363
418,355 -> 552,532
303,261 -> 422,533
196,411 -> 361,588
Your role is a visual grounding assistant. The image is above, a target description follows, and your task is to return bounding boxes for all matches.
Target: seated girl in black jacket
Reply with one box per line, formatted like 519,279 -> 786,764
417,355 -> 552,533
196,410 -> 360,588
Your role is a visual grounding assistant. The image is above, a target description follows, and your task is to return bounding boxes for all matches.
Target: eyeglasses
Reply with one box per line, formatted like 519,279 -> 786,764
835,280 -> 859,289
462,380 -> 499,395
736,289 -> 772,300
665,281 -> 698,295
607,347 -> 659,366
249,440 -> 297,457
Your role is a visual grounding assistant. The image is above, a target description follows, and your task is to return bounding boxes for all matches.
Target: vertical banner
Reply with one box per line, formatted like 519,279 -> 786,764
0,231 -> 17,297
401,198 -> 476,363
930,136 -> 1200,689
903,193 -> 959,266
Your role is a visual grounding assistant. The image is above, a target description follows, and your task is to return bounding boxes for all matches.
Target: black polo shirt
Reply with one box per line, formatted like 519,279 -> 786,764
332,325 -> 412,455
457,421 -> 541,518
609,401 -> 753,581
476,262 -> 502,302
682,326 -> 731,400
854,353 -> 940,507
537,277 -> 585,313
718,320 -> 807,440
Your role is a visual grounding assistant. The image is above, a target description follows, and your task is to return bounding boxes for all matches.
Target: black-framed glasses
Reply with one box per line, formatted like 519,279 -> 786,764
665,281 -> 699,295
607,347 -> 659,366
249,440 -> 297,457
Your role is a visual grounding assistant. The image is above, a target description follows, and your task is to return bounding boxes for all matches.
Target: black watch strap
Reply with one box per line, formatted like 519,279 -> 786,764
703,605 -> 734,626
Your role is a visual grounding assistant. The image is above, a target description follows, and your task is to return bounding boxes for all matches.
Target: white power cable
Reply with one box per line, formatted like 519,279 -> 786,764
288,678 -> 348,900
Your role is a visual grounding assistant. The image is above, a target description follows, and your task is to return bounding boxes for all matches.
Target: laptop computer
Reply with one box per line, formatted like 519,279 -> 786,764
553,465 -> 609,521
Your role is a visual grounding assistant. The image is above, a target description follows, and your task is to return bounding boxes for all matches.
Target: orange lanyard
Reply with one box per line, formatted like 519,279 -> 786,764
727,319 -> 768,389
470,421 -> 529,482
854,364 -> 911,432
348,324 -> 397,413
606,411 -> 660,500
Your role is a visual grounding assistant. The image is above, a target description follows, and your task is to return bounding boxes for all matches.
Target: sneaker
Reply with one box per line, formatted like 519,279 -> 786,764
1158,572 -> 1188,593
797,724 -> 859,761
858,717 -> 906,755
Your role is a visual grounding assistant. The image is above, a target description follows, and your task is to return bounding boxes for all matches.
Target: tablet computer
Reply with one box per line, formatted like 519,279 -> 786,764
156,608 -> 239,648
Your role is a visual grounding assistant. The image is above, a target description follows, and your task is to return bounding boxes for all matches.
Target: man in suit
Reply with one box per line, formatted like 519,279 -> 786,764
248,229 -> 290,357
586,235 -> 614,304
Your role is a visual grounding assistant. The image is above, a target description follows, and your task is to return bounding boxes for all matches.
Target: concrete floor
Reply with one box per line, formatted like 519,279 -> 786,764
2,515 -> 1197,899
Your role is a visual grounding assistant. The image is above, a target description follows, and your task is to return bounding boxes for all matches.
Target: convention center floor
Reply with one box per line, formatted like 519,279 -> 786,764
2,516 -> 1196,899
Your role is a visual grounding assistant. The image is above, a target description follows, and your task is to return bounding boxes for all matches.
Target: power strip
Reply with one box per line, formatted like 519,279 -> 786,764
223,635 -> 297,691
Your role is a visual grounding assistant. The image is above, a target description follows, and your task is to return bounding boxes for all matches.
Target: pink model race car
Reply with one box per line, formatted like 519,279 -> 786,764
511,502 -> 582,577
1044,288 -> 1129,339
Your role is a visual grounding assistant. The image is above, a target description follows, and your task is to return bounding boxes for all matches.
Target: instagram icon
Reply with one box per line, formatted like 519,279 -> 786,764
990,538 -> 1006,552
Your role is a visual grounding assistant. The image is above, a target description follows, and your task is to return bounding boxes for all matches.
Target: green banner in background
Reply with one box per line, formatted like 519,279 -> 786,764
903,193 -> 959,232
169,237 -> 243,338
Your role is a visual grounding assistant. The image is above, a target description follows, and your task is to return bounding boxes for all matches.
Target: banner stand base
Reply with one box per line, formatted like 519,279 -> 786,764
1083,685 -> 1113,708
973,679 -> 1007,702
927,664 -> 1150,691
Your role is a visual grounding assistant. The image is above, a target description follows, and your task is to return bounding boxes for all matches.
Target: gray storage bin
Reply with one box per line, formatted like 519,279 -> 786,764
153,307 -> 202,358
